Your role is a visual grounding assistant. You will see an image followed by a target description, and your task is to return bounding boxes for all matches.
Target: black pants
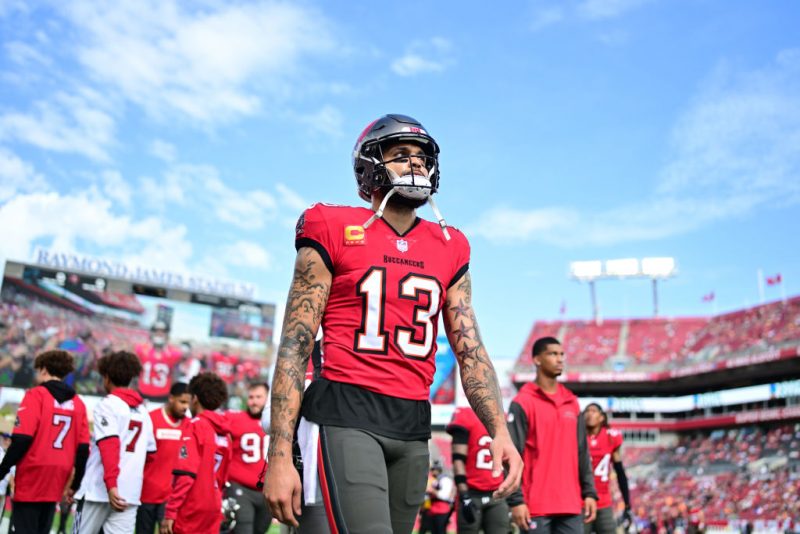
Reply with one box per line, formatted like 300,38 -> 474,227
11,501 -> 56,534
430,512 -> 450,534
135,502 -> 165,534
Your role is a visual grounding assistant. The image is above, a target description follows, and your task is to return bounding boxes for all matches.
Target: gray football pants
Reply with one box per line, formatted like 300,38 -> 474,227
583,507 -> 616,534
316,425 -> 430,534
226,481 -> 272,534
526,514 -> 584,534
456,491 -> 510,534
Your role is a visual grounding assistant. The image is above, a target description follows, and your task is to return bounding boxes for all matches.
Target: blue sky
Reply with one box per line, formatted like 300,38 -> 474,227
1,0 -> 798,362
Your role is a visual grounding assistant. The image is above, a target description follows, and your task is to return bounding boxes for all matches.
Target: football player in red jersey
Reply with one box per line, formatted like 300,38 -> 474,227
136,321 -> 182,400
211,348 -> 238,385
224,382 -> 271,534
161,372 -> 232,534
264,114 -> 522,533
136,382 -> 191,534
447,406 -> 510,533
0,350 -> 90,534
583,403 -> 632,534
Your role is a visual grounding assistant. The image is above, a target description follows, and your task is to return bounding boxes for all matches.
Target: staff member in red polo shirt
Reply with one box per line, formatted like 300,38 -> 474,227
507,337 -> 597,534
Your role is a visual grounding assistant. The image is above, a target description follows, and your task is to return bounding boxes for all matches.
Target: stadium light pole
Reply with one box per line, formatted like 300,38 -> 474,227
570,257 -> 677,322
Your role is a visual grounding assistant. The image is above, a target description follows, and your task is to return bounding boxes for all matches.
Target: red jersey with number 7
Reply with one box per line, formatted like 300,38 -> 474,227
12,383 -> 90,502
587,426 -> 623,509
225,410 -> 267,490
446,407 -> 503,492
295,203 -> 470,401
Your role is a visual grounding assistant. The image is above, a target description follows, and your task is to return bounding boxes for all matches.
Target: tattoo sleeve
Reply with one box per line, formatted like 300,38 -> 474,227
444,272 -> 505,436
267,247 -> 331,459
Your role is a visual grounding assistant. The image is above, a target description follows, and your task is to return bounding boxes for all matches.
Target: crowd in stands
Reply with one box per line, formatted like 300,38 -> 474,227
0,284 -> 269,401
516,296 -> 800,370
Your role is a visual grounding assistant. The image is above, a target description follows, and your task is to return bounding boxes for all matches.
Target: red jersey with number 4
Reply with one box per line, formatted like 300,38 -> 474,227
141,407 -> 191,503
446,407 -> 503,492
588,426 -> 623,509
13,385 -> 90,502
226,410 -> 267,490
168,411 -> 232,534
295,204 -> 470,401
211,352 -> 238,384
136,344 -> 182,398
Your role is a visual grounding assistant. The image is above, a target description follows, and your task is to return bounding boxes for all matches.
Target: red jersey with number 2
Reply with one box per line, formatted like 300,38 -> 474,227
588,426 -> 623,509
13,386 -> 90,502
295,203 -> 470,401
446,407 -> 503,492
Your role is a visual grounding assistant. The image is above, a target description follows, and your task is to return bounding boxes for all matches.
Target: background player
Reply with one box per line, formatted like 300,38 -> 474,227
507,337 -> 597,534
446,406 -> 510,533
136,321 -> 182,401
225,382 -> 272,534
137,382 -> 192,534
0,350 -> 90,533
265,114 -> 522,533
74,350 -> 156,534
161,372 -> 231,534
583,403 -> 632,534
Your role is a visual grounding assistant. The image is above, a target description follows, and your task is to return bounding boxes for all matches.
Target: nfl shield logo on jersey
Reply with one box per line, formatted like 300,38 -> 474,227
396,239 -> 408,253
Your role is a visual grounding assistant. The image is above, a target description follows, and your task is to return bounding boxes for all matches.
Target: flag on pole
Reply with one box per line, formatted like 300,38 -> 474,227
701,291 -> 715,302
766,273 -> 782,286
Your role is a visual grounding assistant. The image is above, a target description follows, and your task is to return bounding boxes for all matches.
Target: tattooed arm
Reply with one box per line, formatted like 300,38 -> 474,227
264,247 -> 331,526
444,272 -> 522,499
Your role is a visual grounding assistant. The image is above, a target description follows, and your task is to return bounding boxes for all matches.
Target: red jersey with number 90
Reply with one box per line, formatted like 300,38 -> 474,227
446,407 -> 503,492
13,385 -> 90,502
226,410 -> 267,490
295,204 -> 470,401
587,426 -> 624,509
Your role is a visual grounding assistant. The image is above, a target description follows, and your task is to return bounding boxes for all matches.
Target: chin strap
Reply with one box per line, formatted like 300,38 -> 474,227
362,188 -> 397,229
428,195 -> 450,241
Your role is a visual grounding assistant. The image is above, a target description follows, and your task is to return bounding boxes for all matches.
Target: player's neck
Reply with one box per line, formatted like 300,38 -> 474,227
535,375 -> 559,393
376,204 -> 417,235
588,426 -> 601,436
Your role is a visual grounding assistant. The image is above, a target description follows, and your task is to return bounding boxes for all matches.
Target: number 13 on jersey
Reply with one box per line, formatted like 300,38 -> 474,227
354,267 -> 441,360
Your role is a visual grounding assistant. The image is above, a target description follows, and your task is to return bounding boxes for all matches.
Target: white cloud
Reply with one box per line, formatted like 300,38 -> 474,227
391,38 -> 453,77
5,41 -> 51,68
471,49 -> 800,247
100,170 -> 132,207
219,240 -> 272,270
297,105 -> 344,137
577,0 -> 654,19
149,139 -> 177,162
61,0 -> 337,124
530,6 -> 565,31
276,183 -> 308,212
0,89 -> 116,161
0,148 -> 48,202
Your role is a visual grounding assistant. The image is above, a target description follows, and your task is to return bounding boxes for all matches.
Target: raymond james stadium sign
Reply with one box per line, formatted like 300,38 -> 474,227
32,248 -> 256,300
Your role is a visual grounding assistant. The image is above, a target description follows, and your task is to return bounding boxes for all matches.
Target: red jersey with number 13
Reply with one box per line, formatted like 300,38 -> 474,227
588,426 -> 624,509
295,204 -> 470,401
136,344 -> 182,398
446,407 -> 503,492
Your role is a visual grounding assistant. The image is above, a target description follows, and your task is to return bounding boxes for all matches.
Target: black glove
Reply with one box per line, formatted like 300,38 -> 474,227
459,492 -> 477,524
621,508 -> 633,530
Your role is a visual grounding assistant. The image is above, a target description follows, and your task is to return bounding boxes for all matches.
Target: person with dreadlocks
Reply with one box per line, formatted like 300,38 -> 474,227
583,403 -> 632,534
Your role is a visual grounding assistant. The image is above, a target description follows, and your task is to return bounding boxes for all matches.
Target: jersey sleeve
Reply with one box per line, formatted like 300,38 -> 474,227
294,204 -> 336,274
608,428 -> 624,451
447,228 -> 471,289
145,418 -> 157,453
445,409 -> 469,444
77,399 -> 91,445
93,397 -> 121,441
173,426 -> 200,477
13,389 -> 42,437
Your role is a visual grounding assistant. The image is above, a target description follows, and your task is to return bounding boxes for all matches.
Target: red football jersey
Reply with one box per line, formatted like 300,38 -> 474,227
136,344 -> 182,398
587,426 -> 624,509
141,407 -> 190,503
211,352 -> 238,384
170,411 -> 231,534
13,386 -> 90,502
446,407 -> 503,492
295,204 -> 470,401
226,410 -> 268,490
